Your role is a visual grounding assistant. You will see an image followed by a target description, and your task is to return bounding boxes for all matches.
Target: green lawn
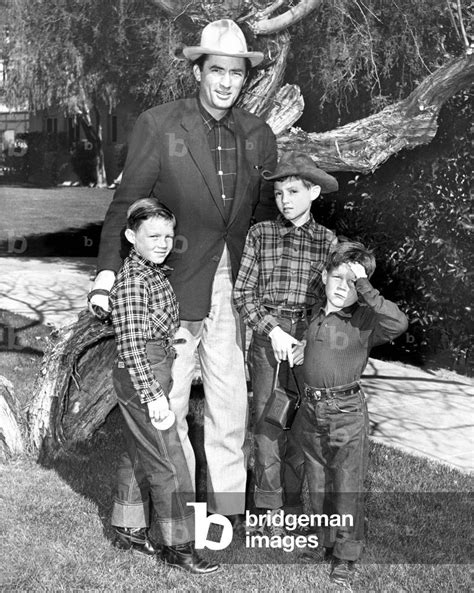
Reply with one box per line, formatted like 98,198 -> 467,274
0,308 -> 471,592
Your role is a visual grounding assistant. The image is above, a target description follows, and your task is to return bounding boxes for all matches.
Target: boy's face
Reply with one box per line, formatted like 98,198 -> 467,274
273,178 -> 320,227
323,264 -> 358,312
125,216 -> 174,265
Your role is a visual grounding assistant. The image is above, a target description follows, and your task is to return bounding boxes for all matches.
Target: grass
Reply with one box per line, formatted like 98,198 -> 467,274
0,308 -> 471,592
0,186 -> 112,257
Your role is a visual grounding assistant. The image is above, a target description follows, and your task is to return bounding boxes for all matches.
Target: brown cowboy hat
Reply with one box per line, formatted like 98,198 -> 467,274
182,19 -> 264,68
262,151 -> 339,193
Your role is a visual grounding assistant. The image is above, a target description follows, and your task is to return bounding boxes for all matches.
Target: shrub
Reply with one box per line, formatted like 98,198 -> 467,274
314,91 -> 473,360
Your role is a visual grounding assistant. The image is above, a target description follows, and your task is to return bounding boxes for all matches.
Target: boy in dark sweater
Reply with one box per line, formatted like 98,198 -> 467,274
298,240 -> 408,586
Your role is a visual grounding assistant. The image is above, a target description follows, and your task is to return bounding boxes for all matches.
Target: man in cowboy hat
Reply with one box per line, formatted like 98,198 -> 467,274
88,19 -> 278,560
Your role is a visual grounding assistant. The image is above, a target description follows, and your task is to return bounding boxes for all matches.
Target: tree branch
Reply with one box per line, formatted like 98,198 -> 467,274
249,0 -> 323,35
277,53 -> 474,173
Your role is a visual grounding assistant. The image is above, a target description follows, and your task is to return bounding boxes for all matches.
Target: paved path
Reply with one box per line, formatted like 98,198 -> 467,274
0,256 -> 95,326
362,358 -> 472,472
0,256 -> 472,473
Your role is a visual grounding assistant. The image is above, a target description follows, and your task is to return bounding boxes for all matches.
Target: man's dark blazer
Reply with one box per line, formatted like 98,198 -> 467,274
97,97 -> 278,320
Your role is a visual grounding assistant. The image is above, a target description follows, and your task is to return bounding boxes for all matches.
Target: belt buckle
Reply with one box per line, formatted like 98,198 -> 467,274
305,386 -> 322,401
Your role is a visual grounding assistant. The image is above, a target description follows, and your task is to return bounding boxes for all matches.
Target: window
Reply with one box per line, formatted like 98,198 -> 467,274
68,117 -> 80,143
46,117 -> 58,134
107,114 -> 117,144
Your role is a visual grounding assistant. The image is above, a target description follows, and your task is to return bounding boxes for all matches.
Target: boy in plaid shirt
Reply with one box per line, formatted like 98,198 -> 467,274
109,197 -> 218,575
233,151 -> 338,533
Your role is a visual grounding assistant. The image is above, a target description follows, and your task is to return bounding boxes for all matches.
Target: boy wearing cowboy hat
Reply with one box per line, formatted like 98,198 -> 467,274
233,151 -> 338,536
88,19 -> 278,552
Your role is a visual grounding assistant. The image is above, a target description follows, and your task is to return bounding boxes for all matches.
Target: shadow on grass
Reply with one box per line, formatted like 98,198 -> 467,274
36,397 -> 471,567
0,309 -> 51,356
0,222 -> 103,257
38,387 -> 208,547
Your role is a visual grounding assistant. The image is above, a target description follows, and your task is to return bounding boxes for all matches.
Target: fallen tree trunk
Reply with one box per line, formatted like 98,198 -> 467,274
0,375 -> 24,461
27,312 -> 116,454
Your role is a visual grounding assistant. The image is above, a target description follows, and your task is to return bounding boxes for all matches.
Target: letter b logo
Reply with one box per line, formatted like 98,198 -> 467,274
188,502 -> 233,550
167,133 -> 188,157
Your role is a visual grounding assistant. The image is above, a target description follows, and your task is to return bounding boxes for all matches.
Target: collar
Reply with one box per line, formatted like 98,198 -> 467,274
198,97 -> 234,130
319,301 -> 358,318
277,213 -> 318,238
129,248 -> 173,275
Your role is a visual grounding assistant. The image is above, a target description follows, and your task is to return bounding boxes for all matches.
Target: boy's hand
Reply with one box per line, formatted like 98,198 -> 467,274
147,396 -> 170,423
292,339 -> 306,366
347,262 -> 367,280
268,326 -> 301,367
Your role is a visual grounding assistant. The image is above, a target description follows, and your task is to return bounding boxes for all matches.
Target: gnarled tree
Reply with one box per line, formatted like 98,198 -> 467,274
5,0 -> 471,454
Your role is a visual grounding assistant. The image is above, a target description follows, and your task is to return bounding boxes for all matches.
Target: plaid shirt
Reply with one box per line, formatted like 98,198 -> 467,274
199,101 -> 237,218
110,248 -> 179,404
233,214 -> 336,336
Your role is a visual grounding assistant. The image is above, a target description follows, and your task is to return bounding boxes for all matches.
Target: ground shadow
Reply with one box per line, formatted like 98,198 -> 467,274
0,222 -> 103,257
38,386 -> 209,547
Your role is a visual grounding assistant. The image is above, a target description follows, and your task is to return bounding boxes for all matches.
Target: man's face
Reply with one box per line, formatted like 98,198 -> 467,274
323,264 -> 358,312
194,55 -> 247,119
274,178 -> 320,227
125,217 -> 175,265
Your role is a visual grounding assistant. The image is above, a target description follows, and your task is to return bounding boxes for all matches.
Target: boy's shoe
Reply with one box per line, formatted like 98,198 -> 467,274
161,542 -> 220,574
291,523 -> 319,537
329,558 -> 355,587
300,546 -> 333,563
264,508 -> 286,537
114,526 -> 158,556
227,514 -> 247,538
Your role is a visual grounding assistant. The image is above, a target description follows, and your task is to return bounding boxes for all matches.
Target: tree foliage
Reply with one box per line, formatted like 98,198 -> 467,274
287,0 -> 467,130
3,0 -> 472,355
312,90 -> 473,360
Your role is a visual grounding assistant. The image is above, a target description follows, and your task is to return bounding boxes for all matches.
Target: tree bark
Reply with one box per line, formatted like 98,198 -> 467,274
277,53 -> 474,173
237,31 -> 292,119
249,0 -> 323,35
0,375 -> 24,461
27,312 -> 115,453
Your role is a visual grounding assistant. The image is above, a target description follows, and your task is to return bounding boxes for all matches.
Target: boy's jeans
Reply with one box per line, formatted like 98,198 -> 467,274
297,388 -> 369,561
111,341 -> 195,545
249,317 -> 307,513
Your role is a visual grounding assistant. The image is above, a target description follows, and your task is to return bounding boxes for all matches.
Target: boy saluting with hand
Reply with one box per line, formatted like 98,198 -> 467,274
298,240 -> 408,586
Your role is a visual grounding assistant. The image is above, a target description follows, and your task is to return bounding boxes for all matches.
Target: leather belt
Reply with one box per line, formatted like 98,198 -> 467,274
304,382 -> 360,401
264,304 -> 312,320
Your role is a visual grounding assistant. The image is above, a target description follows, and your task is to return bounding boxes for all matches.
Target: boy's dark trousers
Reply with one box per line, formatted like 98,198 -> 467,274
249,316 -> 307,513
297,388 -> 369,561
111,341 -> 195,545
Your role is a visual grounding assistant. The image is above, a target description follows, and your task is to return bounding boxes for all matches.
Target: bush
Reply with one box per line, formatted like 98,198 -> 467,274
10,132 -> 69,186
313,92 -> 473,360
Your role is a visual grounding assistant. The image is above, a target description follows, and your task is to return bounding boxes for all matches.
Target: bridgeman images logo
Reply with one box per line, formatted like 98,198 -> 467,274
189,503 -> 353,553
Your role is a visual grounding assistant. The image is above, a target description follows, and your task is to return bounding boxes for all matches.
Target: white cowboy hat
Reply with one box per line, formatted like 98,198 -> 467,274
182,19 -> 264,67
